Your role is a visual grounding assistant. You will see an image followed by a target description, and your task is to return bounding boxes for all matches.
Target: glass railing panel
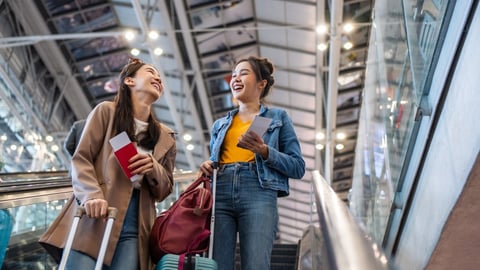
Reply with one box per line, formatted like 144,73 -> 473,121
349,0 -> 452,245
2,199 -> 69,269
403,0 -> 451,95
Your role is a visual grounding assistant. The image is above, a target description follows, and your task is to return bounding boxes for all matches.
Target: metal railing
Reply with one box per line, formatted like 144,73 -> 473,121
296,170 -> 393,270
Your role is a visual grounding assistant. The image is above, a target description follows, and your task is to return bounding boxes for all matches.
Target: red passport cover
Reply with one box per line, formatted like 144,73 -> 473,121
113,142 -> 137,178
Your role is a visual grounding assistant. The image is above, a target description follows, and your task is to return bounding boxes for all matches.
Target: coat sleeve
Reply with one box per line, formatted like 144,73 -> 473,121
71,104 -> 111,204
144,131 -> 176,202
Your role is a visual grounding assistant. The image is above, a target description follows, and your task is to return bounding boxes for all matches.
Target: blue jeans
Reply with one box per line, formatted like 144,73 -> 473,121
213,162 -> 278,270
65,189 -> 139,270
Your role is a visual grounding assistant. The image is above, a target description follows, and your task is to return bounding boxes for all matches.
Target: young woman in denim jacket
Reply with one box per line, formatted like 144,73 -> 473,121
199,56 -> 305,270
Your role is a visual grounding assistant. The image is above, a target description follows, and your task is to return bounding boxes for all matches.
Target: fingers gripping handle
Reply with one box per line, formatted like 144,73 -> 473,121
75,206 -> 118,219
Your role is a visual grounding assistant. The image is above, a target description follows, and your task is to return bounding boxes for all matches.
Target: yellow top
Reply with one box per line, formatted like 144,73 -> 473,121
220,114 -> 255,164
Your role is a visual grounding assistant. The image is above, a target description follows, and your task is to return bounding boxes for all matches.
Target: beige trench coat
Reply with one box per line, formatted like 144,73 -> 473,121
39,101 -> 176,270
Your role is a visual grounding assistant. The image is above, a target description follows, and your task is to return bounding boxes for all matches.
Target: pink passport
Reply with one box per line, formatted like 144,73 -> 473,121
109,131 -> 141,181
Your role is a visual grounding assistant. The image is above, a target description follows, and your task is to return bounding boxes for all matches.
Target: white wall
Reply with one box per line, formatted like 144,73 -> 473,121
394,2 -> 480,269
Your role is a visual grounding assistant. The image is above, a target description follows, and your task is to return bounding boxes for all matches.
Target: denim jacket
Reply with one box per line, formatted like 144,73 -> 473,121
209,105 -> 305,197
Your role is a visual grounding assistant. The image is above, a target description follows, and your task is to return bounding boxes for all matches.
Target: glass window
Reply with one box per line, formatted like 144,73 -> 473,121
349,0 -> 453,244
52,5 -> 117,33
67,37 -> 127,60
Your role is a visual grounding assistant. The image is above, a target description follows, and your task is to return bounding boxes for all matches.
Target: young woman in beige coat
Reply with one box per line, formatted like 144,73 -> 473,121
39,58 -> 176,269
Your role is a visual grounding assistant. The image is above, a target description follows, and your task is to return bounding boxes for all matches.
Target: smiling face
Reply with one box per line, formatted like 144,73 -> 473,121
230,61 -> 266,104
125,64 -> 163,102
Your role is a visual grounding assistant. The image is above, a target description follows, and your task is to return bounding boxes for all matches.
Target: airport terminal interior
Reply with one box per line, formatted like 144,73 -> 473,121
1,0 -> 480,269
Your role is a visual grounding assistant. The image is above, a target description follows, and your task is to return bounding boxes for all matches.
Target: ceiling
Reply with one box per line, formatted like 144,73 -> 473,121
0,0 -> 372,243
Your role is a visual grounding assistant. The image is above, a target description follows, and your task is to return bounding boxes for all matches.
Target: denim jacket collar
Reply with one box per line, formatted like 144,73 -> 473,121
225,104 -> 268,118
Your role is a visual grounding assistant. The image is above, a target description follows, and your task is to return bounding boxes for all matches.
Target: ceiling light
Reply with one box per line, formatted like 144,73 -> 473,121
153,47 -> 164,56
45,135 -> 53,142
317,43 -> 328,51
336,144 -> 345,150
316,24 -> 328,35
186,144 -> 194,151
340,35 -> 354,50
130,48 -> 140,56
336,132 -> 347,140
148,30 -> 159,40
0,134 -> 6,141
343,41 -> 353,50
315,143 -> 324,150
183,133 -> 192,141
51,145 -> 59,152
124,30 -> 136,41
343,23 -> 354,33
316,132 -> 325,140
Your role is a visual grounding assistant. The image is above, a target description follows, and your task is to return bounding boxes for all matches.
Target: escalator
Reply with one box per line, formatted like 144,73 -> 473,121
0,171 -> 393,270
0,171 -> 197,270
1,171 -> 72,269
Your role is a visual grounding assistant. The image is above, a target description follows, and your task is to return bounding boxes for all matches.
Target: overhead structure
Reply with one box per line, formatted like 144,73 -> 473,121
0,0 -> 372,243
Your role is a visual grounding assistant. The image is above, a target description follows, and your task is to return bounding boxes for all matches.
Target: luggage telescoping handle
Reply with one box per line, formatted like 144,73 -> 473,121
58,206 -> 118,270
208,162 -> 218,259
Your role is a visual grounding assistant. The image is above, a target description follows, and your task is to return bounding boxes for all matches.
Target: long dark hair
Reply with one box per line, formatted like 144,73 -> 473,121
112,57 -> 160,150
234,56 -> 275,103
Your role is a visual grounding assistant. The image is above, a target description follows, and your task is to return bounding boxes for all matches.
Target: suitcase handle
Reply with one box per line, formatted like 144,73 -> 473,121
75,206 -> 118,219
59,206 -> 118,270
208,162 -> 218,259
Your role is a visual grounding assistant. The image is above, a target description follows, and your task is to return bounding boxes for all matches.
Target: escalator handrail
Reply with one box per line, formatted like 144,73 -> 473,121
0,171 -> 200,209
311,170 -> 391,270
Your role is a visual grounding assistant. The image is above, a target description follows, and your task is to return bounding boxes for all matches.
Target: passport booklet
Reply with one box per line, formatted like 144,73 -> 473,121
109,131 -> 142,182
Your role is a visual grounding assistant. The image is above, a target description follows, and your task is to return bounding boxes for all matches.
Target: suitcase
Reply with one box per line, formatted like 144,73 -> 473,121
58,206 -> 118,270
0,209 -> 13,267
157,254 -> 217,270
156,163 -> 219,270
